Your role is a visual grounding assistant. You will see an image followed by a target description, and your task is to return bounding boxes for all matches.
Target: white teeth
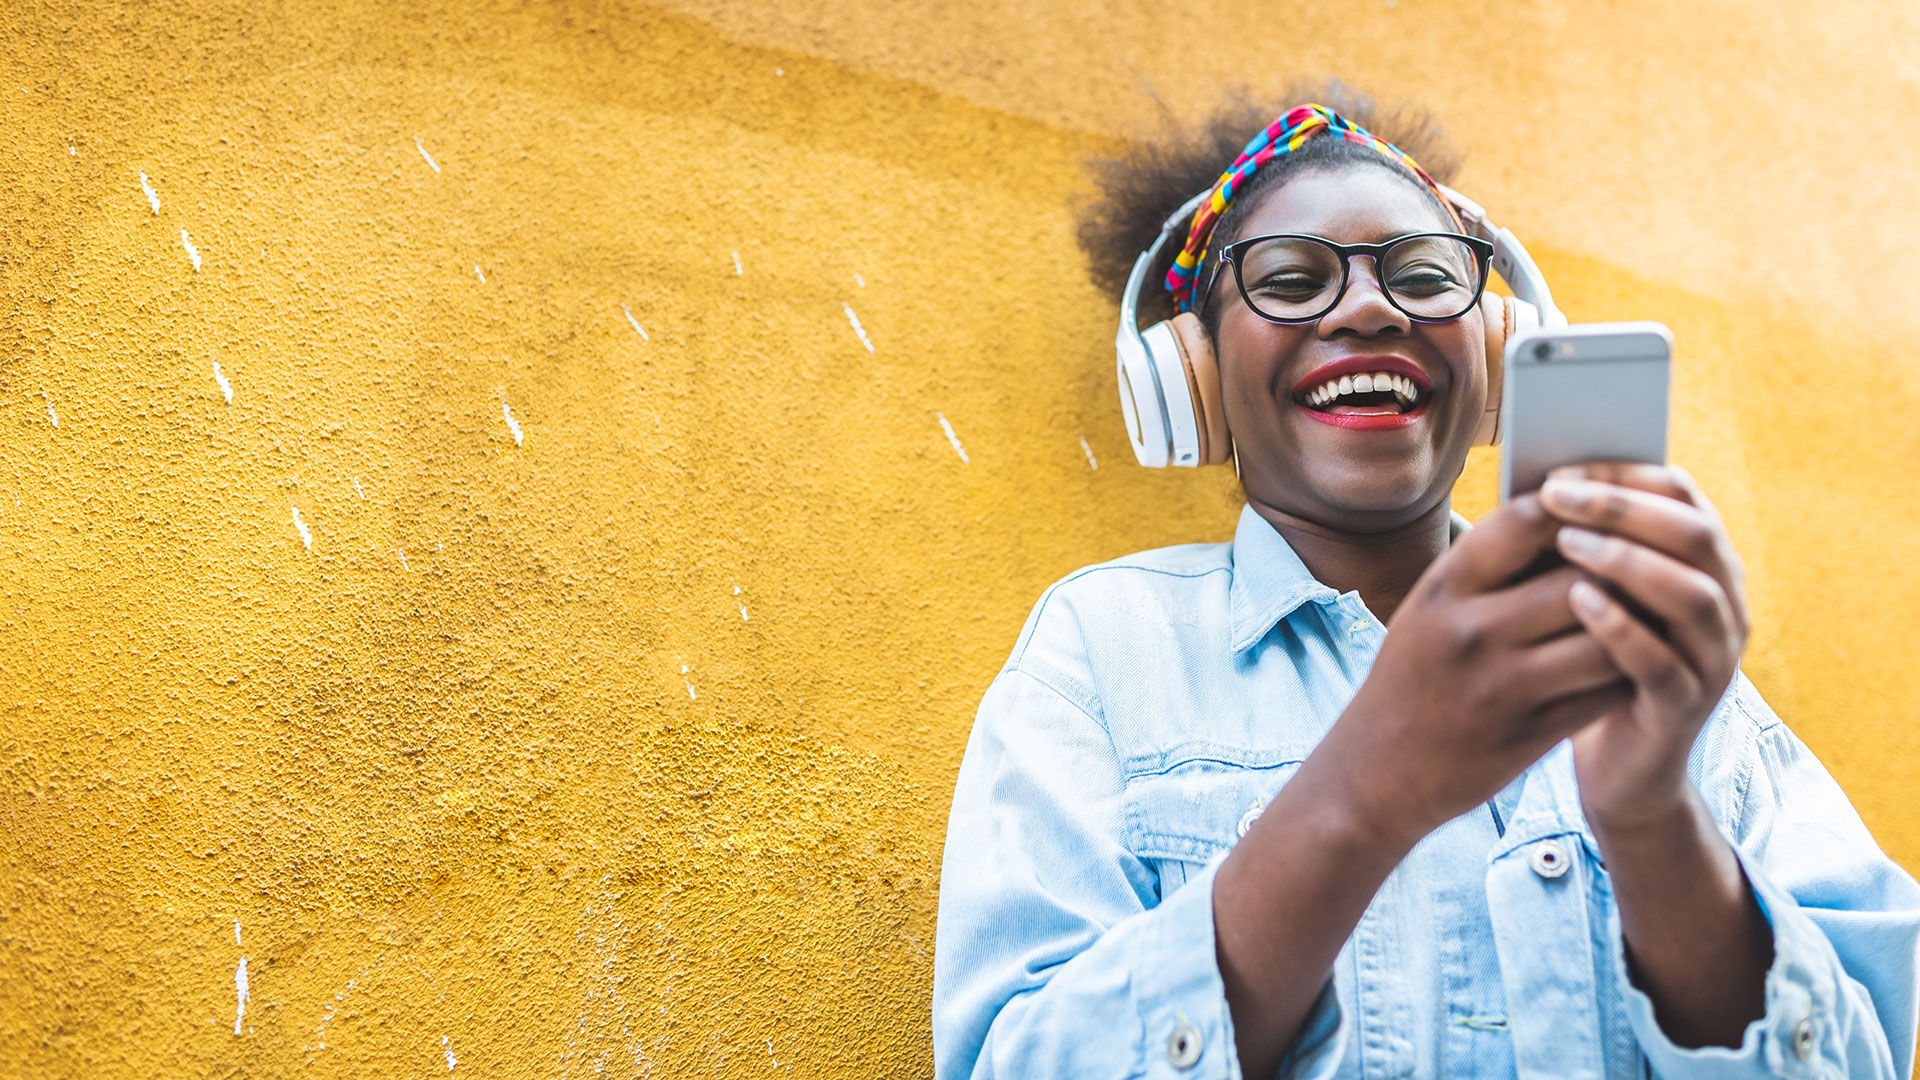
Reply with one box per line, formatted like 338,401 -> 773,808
1304,371 -> 1425,409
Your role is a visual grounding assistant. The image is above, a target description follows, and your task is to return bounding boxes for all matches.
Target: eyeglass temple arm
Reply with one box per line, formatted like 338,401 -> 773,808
1438,185 -> 1567,327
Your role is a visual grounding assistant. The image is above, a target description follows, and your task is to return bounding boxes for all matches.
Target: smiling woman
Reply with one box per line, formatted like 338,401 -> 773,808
932,84 -> 1920,1080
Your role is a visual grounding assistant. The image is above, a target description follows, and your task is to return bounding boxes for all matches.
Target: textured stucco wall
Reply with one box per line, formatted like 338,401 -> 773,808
2,1 -> 1917,1076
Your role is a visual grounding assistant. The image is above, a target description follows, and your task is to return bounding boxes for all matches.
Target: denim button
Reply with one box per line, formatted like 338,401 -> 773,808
1528,838 -> 1571,879
1167,1021 -> 1203,1069
1236,806 -> 1262,838
1793,1015 -> 1816,1060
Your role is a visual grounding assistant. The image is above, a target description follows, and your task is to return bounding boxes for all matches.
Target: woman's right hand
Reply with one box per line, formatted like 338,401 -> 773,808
1328,494 -> 1633,846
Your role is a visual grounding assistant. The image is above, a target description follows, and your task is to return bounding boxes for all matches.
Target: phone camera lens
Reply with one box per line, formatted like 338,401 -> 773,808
1532,341 -> 1553,360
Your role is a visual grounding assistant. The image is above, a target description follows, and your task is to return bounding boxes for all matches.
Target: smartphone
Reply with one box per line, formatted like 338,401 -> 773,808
1498,321 -> 1673,503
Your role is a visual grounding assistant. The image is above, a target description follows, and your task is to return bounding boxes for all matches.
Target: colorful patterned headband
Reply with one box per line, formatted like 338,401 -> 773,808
1164,103 -> 1456,312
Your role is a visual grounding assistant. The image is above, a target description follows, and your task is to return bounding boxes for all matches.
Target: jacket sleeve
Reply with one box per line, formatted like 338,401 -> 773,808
1613,674 -> 1920,1079
932,664 -> 1347,1080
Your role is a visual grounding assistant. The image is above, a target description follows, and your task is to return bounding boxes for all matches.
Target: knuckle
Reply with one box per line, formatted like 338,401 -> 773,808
1680,575 -> 1725,625
1650,656 -> 1699,700
1442,612 -> 1491,657
1595,488 -> 1632,524
1680,518 -> 1719,564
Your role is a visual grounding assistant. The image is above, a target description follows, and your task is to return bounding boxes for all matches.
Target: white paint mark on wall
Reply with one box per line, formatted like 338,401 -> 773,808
733,581 -> 749,622
415,136 -> 440,175
622,304 -> 649,341
443,1035 -> 458,1071
41,391 -> 57,428
937,412 -> 970,464
181,228 -> 201,271
501,401 -> 524,446
234,919 -> 242,946
680,658 -> 696,700
315,973 -> 366,1051
291,505 -> 313,551
731,251 -> 743,276
233,957 -> 250,1035
768,1038 -> 778,1067
775,67 -> 784,76
843,303 -> 874,354
854,271 -> 865,288
474,264 -> 486,284
353,476 -> 366,500
398,548 -> 410,571
68,138 -> 76,156
139,171 -> 159,214
1080,436 -> 1099,471
212,360 -> 233,403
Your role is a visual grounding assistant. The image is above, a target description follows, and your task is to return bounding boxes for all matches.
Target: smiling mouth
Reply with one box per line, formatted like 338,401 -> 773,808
1294,370 -> 1427,416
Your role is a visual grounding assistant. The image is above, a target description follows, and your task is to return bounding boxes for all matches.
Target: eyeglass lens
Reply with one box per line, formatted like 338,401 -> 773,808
1235,235 -> 1484,321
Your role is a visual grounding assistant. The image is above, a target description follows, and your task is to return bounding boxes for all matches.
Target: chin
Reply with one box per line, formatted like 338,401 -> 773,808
1300,467 -> 1441,521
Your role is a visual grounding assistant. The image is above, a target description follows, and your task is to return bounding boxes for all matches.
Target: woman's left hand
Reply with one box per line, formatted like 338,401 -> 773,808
1538,463 -> 1751,833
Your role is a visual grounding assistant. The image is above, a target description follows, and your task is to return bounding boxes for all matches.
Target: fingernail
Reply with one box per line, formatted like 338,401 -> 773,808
1542,478 -> 1589,511
1569,580 -> 1608,617
1548,464 -> 1587,481
1559,526 -> 1603,558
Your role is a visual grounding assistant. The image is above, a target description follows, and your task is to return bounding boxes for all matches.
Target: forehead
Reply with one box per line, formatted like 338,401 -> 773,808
1232,166 -> 1453,243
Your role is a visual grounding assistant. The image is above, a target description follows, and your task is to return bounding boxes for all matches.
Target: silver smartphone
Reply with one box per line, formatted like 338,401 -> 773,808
1498,321 -> 1673,503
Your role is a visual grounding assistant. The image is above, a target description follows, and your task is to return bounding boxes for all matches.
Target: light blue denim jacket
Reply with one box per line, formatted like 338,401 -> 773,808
934,504 -> 1920,1080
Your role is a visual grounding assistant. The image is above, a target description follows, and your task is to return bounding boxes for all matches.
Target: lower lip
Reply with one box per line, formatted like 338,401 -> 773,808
1295,399 -> 1430,429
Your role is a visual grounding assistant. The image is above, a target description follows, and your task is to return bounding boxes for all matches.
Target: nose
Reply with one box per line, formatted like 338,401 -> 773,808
1317,254 -> 1410,339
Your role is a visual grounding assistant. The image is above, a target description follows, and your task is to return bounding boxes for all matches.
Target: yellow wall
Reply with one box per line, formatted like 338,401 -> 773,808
3,1 -> 1917,1075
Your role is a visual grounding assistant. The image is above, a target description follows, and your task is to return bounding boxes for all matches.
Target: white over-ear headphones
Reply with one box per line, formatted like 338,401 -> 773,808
1114,184 -> 1567,467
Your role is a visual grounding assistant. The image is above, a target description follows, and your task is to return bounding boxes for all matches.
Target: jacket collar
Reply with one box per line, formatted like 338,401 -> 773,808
1226,503 -> 1474,655
1227,504 -> 1338,655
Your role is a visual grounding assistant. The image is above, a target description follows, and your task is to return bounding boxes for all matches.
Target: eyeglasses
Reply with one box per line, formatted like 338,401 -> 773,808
1199,232 -> 1495,324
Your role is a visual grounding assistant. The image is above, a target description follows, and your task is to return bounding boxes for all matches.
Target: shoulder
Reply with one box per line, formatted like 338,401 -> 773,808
1689,671 -> 1835,838
1006,537 -> 1233,666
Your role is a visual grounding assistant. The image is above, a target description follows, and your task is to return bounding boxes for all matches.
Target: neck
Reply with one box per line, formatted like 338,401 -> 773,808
1245,497 -> 1454,624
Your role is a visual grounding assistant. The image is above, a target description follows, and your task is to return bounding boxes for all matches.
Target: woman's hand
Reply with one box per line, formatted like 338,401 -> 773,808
1325,494 -> 1632,846
1539,463 -> 1751,833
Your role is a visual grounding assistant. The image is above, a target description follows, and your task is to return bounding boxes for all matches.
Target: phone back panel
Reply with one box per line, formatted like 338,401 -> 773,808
1498,323 -> 1672,502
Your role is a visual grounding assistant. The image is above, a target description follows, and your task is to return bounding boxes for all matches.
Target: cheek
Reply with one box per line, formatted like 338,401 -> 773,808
1216,320 -> 1310,402
1430,322 -> 1488,399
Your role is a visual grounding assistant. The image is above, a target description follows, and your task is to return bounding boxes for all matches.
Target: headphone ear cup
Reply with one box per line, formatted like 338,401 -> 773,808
1474,292 -> 1515,447
1473,293 -> 1543,447
1167,312 -> 1232,466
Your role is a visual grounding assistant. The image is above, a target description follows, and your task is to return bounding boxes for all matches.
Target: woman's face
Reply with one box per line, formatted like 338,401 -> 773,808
1204,166 -> 1487,533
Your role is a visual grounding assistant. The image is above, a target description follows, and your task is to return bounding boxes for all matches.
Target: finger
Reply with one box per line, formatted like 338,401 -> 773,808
1475,565 -> 1590,645
1556,528 -> 1739,676
1569,579 -> 1703,704
1548,461 -> 1695,506
1512,627 -> 1624,708
1443,494 -> 1561,594
1531,680 -> 1635,741
1539,479 -> 1739,597
1655,465 -> 1749,628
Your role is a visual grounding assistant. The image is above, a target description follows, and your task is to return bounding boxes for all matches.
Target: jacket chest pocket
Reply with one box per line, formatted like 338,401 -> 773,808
1121,752 -> 1306,898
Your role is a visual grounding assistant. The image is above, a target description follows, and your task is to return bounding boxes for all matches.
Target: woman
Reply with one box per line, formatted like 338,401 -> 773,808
932,89 -> 1920,1080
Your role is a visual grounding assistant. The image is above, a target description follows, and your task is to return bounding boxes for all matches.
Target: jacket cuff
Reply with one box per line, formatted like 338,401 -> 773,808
1129,852 -> 1349,1080
1612,845 -> 1836,1079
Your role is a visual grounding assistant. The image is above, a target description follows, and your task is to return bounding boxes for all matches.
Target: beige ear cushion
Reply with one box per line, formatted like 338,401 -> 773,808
1472,292 -> 1512,447
1167,312 -> 1232,466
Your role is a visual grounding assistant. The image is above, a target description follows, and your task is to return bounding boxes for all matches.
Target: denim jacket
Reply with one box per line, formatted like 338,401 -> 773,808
934,504 -> 1920,1079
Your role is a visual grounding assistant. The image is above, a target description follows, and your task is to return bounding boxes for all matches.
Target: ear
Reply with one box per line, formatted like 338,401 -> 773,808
1168,312 -> 1233,466
1472,291 -> 1512,447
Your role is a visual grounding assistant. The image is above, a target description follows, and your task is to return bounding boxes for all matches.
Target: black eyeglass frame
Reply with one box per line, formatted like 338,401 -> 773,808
1197,231 -> 1497,325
